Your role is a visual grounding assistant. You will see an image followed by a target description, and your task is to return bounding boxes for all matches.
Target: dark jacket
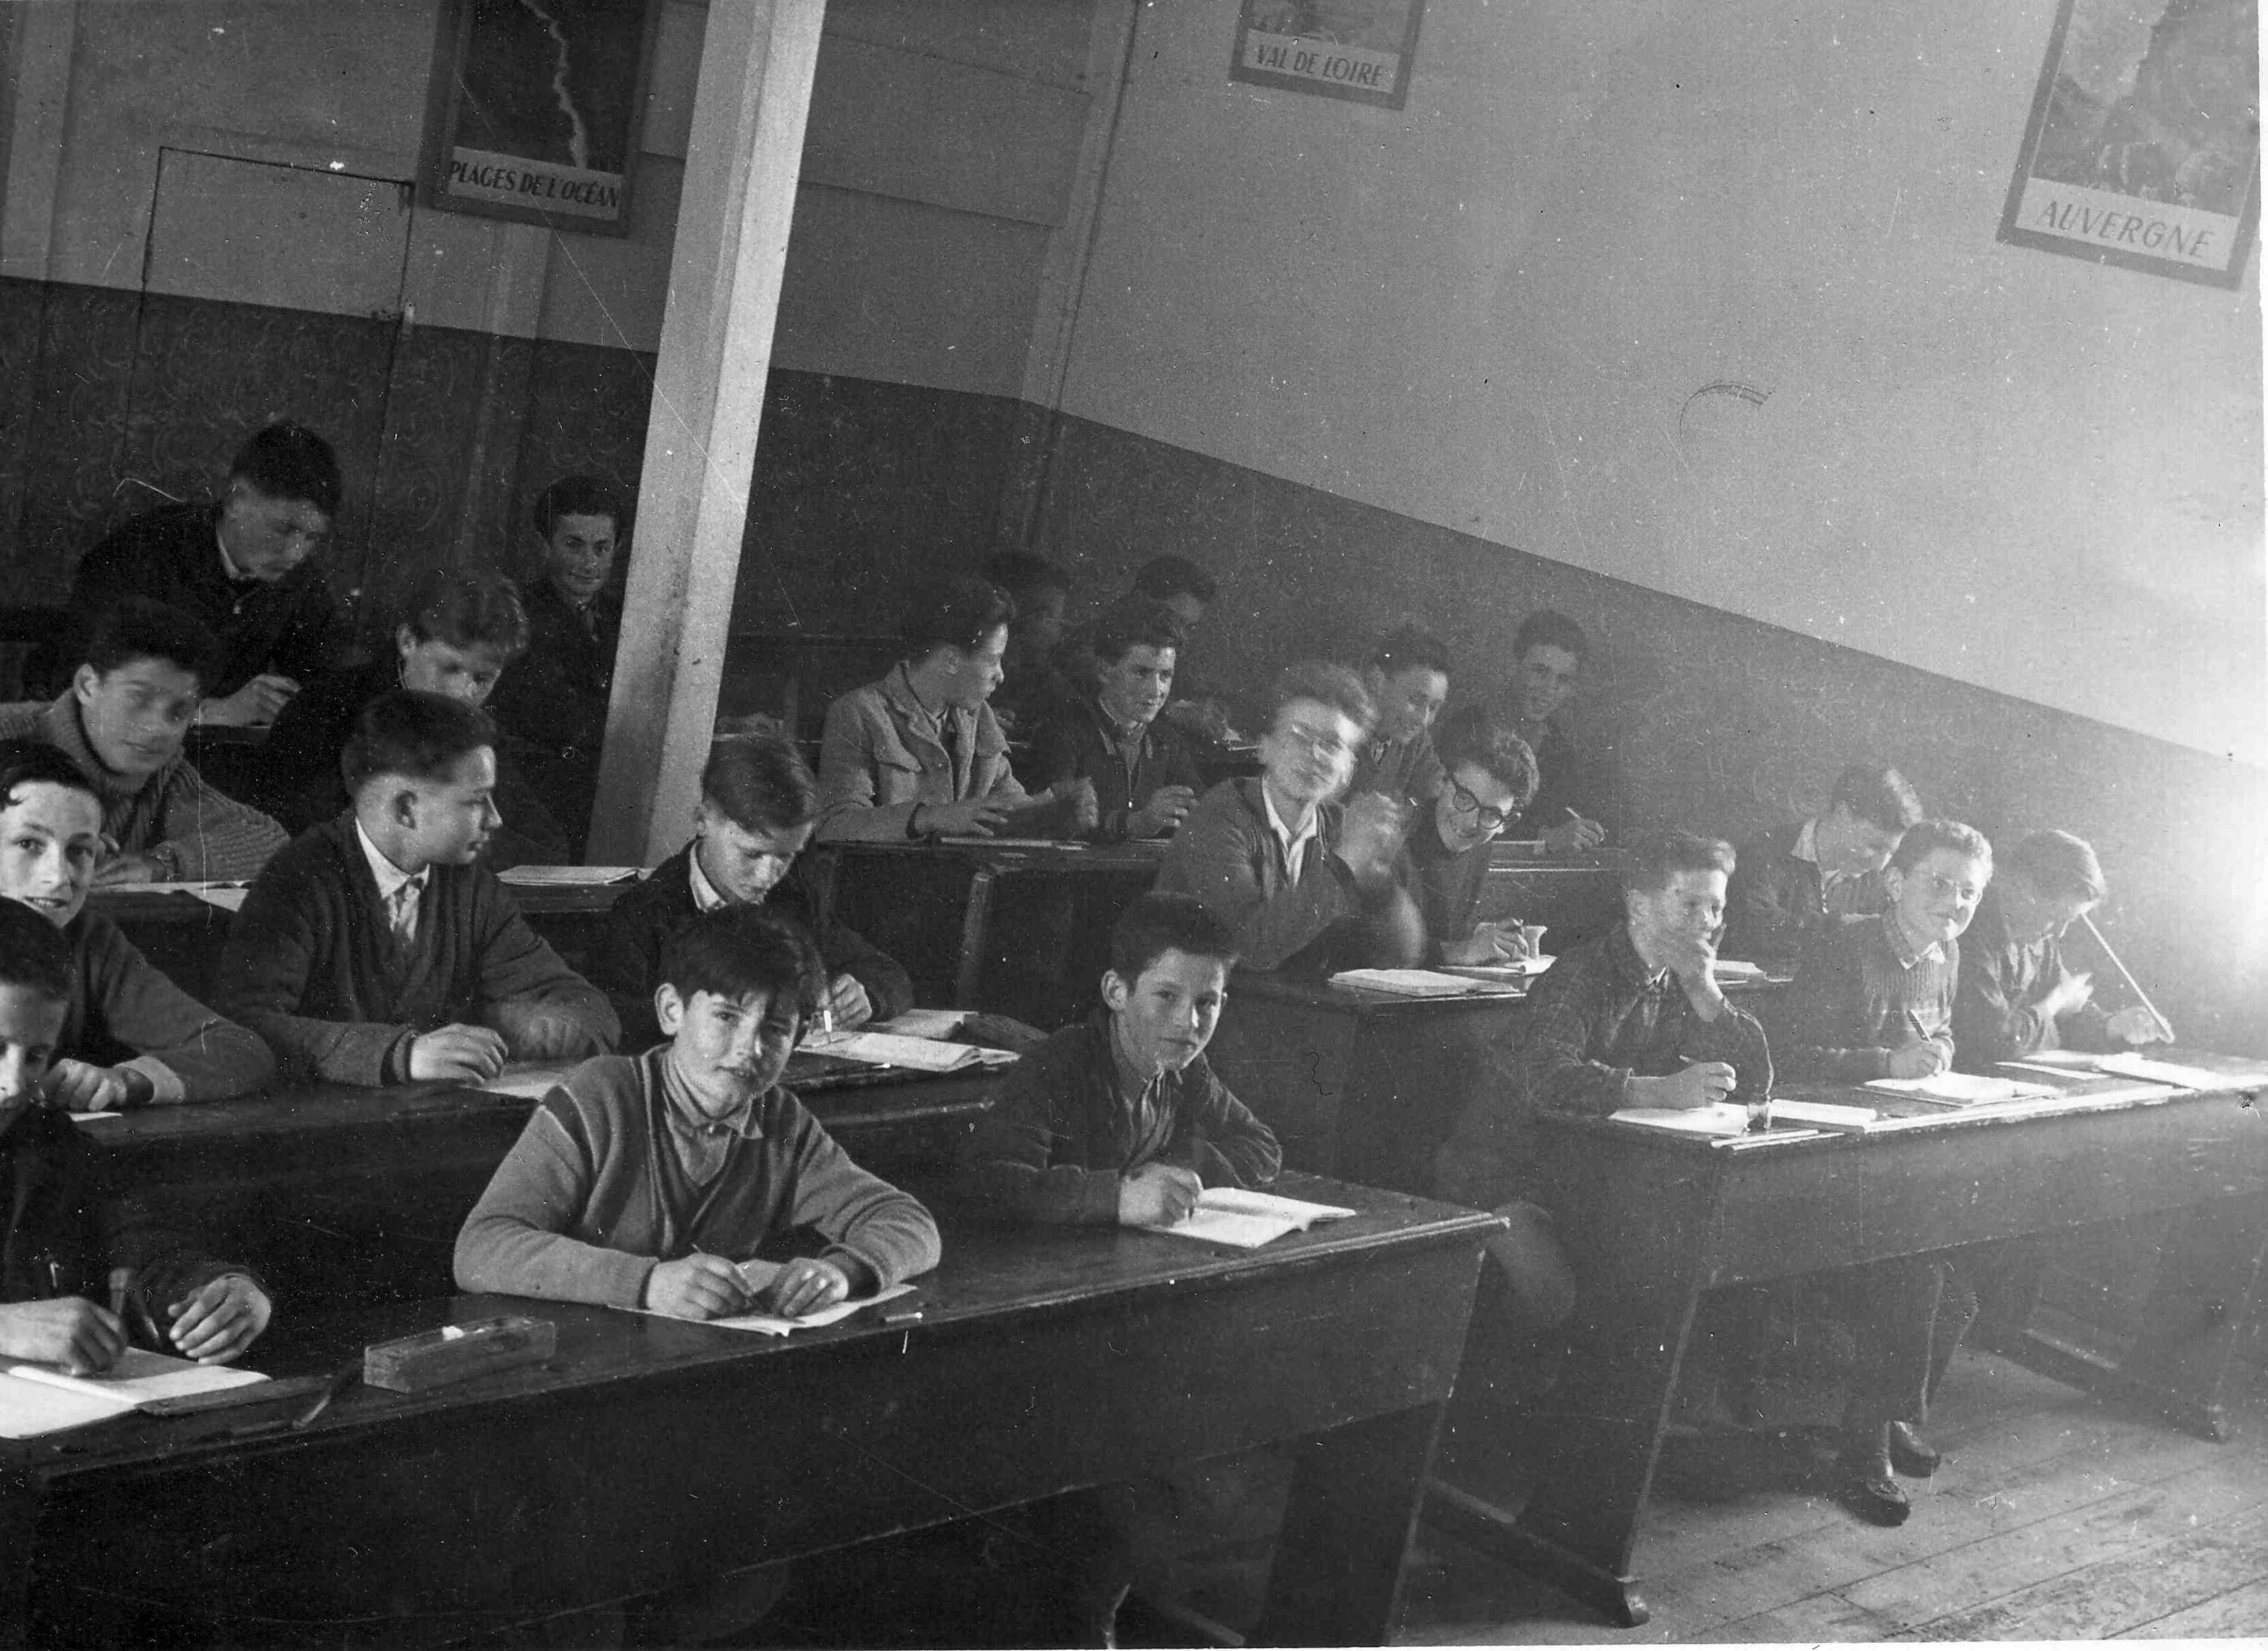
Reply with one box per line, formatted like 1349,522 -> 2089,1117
1398,815 -> 1495,963
1020,694 -> 1204,840
1508,719 -> 1605,839
1950,889 -> 2119,1072
484,580 -> 620,765
1725,820 -> 1890,966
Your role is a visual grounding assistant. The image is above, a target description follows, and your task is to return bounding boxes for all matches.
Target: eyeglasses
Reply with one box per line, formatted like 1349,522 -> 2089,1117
1448,779 -> 1514,832
1272,722 -> 1354,763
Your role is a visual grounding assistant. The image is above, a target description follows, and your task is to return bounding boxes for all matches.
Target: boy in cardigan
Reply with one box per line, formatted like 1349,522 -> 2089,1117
455,904 -> 940,1318
1726,763 -> 1922,968
1399,706 -> 1540,966
0,741 -> 273,1109
213,691 -> 618,1086
598,725 -> 913,1048
0,900 -> 271,1370
0,597 -> 288,884
958,892 -> 1280,1225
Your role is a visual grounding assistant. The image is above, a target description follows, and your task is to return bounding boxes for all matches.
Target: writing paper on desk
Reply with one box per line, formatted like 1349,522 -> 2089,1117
142,880 -> 248,912
480,1062 -> 584,1099
2093,1052 -> 2267,1090
1609,1101 -> 1864,1137
649,1260 -> 915,1336
1710,960 -> 1771,983
799,1030 -> 1016,1071
1437,957 -> 1554,983
1865,1072 -> 2059,1105
496,864 -> 642,886
872,1008 -> 971,1040
0,1350 -> 268,1438
1328,968 -> 1519,998
934,836 -> 1079,850
1136,1187 -> 1357,1249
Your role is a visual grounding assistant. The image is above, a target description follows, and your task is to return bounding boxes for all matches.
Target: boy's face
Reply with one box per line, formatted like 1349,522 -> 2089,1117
0,781 -> 104,929
1260,698 -> 1362,809
74,657 -> 200,778
694,805 -> 811,904
1888,847 -> 1990,950
1102,947 -> 1228,1076
540,512 -> 619,609
1433,761 -> 1522,854
1626,867 -> 1728,955
1371,666 -> 1448,746
218,479 -> 330,583
1821,803 -> 1903,880
1513,644 -> 1581,726
394,749 -> 500,867
1998,874 -> 2093,947
657,983 -> 799,1117
0,983 -> 65,1130
398,632 -> 510,706
1096,644 -> 1176,728
942,626 -> 1010,708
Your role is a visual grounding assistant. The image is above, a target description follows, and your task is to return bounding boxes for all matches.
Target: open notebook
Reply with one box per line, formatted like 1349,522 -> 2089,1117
637,1259 -> 914,1336
1329,968 -> 1523,998
798,1030 -> 1018,1072
0,1350 -> 269,1438
496,865 -> 643,887
1864,1072 -> 2061,1106
1135,1187 -> 1358,1249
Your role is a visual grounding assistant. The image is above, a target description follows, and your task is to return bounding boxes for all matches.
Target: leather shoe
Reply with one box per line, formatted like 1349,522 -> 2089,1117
1836,1431 -> 1911,1526
1887,1421 -> 1940,1477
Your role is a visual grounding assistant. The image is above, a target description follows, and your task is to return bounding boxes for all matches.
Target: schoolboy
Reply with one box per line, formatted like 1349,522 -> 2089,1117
599,726 -> 914,1048
1021,597 -> 1204,840
46,421 -> 346,728
1399,706 -> 1540,965
455,904 -> 940,1316
983,550 -> 1075,737
959,892 -> 1280,1223
0,899 -> 271,1370
0,741 -> 273,1108
1351,624 -> 1453,807
213,691 -> 618,1086
1951,829 -> 2170,1070
1501,610 -> 1607,851
0,597 -> 288,883
1157,660 -> 1420,972
259,569 -> 568,865
1726,763 -> 1922,966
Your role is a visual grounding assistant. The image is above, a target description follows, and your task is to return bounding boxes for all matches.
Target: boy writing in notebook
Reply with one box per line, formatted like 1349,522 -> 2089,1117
455,904 -> 940,1318
0,899 -> 270,1371
1400,706 -> 1540,966
214,691 -> 618,1086
958,892 -> 1281,1225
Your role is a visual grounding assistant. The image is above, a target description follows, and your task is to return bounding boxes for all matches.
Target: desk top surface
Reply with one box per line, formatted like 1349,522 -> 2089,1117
89,878 -> 636,923
1227,966 -> 1787,1015
820,838 -> 1167,871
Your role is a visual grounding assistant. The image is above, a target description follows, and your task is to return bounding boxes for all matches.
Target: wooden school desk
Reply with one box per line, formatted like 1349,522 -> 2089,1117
1,1179 -> 1502,1648
1428,1056 -> 2268,1627
1477,844 -> 1627,953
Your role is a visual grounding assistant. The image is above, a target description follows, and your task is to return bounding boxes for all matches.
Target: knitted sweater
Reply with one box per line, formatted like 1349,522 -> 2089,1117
63,912 -> 274,1102
1769,913 -> 1960,1082
453,1049 -> 942,1307
0,696 -> 288,882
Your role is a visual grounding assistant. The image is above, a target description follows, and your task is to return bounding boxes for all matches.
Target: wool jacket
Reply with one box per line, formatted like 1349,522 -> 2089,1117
816,666 -> 1032,842
1768,912 -> 1960,1082
1349,728 -> 1444,811
1019,691 -> 1204,841
483,580 -> 620,765
63,912 -> 274,1102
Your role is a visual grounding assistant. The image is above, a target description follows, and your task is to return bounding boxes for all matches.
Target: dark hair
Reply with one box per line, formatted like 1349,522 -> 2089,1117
902,576 -> 1015,660
1131,555 -> 1217,606
341,691 -> 496,794
1622,829 -> 1736,897
1513,610 -> 1589,665
1088,597 -> 1187,668
1827,763 -> 1923,834
1888,818 -> 1994,876
983,551 -> 1071,601
700,726 -> 820,834
0,740 -> 99,815
1433,706 -> 1538,805
531,475 -> 629,541
659,904 -> 822,1012
228,422 -> 342,517
84,597 -> 223,689
1109,891 -> 1240,983
2004,829 -> 2102,904
398,569 -> 530,660
0,898 -> 72,1005
1268,660 -> 1374,734
1368,623 -> 1454,680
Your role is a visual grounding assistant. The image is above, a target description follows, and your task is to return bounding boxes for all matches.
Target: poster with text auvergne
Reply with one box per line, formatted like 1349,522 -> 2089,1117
1230,0 -> 1428,110
1998,0 -> 2259,287
422,0 -> 663,235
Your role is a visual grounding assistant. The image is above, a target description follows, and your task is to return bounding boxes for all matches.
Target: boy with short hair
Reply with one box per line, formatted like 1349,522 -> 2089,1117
1501,610 -> 1607,851
1157,661 -> 1420,972
599,726 -> 914,1047
455,904 -> 940,1316
1952,829 -> 2170,1070
214,691 -> 618,1086
1352,624 -> 1454,807
1399,706 -> 1540,966
1021,597 -> 1204,840
959,892 -> 1280,1225
0,740 -> 273,1109
983,550 -> 1076,736
0,899 -> 272,1370
0,597 -> 289,883
1727,763 -> 1922,966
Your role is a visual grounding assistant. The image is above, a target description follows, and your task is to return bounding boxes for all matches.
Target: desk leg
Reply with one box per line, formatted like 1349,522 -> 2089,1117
955,867 -> 998,1008
2116,1196 -> 2268,1441
1253,1401 -> 1442,1648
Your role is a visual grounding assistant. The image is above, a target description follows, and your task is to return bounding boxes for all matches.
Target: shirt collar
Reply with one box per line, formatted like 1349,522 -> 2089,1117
354,818 -> 426,905
659,1047 -> 766,1142
1792,816 -> 1821,867
686,842 -> 728,913
1611,923 -> 1672,990
1260,784 -> 1319,873
884,662 -> 951,736
1885,913 -> 1943,970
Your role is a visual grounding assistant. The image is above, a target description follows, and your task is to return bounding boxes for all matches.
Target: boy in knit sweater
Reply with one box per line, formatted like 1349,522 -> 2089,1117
454,904 -> 940,1318
214,691 -> 618,1086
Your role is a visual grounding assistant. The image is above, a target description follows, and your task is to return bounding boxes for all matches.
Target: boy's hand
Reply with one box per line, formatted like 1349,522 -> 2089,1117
493,1000 -> 601,1061
202,674 -> 300,728
916,798 -> 1011,837
1884,1039 -> 1950,1079
0,1298 -> 126,1373
822,974 -> 874,1032
1542,813 -> 1607,852
1053,778 -> 1101,835
42,1060 -> 148,1113
407,1024 -> 509,1082
642,1253 -> 755,1320
2107,1006 -> 2170,1045
2038,971 -> 2093,1022
764,1258 -> 852,1319
1129,785 -> 1197,838
1440,923 -> 1519,966
167,1274 -> 271,1364
1632,1061 -> 1736,1110
91,852 -> 164,887
1118,1163 -> 1203,1227
1337,792 -> 1411,887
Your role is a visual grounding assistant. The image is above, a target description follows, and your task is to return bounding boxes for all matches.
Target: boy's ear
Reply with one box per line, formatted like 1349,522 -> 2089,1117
654,982 -> 686,1037
1100,969 -> 1131,1013
389,784 -> 420,831
71,663 -> 101,706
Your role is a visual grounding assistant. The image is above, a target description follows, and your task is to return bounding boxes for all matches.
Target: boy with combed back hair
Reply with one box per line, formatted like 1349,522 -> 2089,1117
1726,762 -> 1922,966
959,891 -> 1279,1225
456,904 -> 940,1318
215,691 -> 618,1086
1021,596 -> 1204,840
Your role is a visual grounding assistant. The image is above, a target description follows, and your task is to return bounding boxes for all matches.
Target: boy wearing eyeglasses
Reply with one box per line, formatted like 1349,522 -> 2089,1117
1399,708 -> 1540,965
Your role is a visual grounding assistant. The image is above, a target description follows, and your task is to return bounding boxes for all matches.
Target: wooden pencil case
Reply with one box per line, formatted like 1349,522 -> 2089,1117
362,1316 -> 556,1393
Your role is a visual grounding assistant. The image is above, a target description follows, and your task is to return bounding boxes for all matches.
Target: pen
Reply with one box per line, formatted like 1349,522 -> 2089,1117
293,1360 -> 361,1430
820,1001 -> 835,1041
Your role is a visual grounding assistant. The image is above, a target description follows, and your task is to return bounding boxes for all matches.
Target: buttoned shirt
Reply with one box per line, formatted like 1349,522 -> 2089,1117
1261,786 -> 1321,889
355,820 -> 428,944
687,843 -> 728,914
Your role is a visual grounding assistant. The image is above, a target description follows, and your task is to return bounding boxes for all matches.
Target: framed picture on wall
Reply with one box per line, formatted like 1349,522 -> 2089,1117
1229,0 -> 1429,110
419,0 -> 665,235
1997,0 -> 2260,288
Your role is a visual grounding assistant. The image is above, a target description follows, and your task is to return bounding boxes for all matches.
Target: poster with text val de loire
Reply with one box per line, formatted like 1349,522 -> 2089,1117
422,0 -> 663,235
1998,0 -> 2259,287
1230,0 -> 1428,110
